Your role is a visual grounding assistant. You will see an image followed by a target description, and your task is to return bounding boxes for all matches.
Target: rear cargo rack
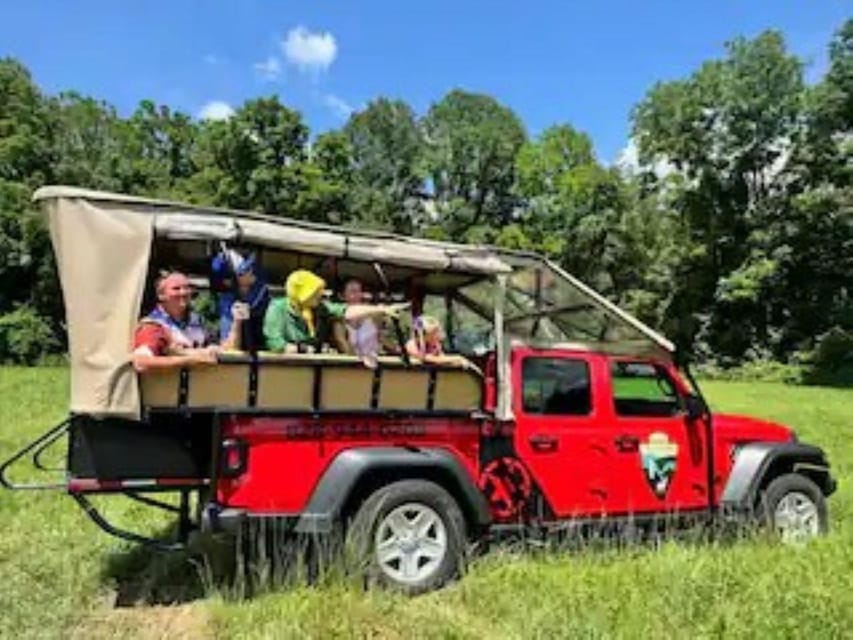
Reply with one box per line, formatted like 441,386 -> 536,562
1,416 -> 202,550
71,490 -> 193,551
0,418 -> 70,490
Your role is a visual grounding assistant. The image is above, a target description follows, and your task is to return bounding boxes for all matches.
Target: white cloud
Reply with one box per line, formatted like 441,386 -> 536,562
198,100 -> 235,121
615,138 -> 675,179
254,56 -> 281,81
615,139 -> 640,173
282,26 -> 337,72
323,93 -> 354,119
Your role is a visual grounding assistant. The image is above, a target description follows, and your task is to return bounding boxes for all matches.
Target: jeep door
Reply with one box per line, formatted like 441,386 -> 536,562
604,360 -> 709,514
512,350 -> 613,518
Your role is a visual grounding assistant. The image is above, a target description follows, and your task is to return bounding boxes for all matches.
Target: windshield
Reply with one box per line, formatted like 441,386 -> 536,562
456,259 -> 659,355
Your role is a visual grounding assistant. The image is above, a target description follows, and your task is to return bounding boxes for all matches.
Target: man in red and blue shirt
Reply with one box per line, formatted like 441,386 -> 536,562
132,271 -> 244,372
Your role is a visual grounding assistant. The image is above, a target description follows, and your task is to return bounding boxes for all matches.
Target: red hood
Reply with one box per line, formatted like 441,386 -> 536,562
711,413 -> 793,443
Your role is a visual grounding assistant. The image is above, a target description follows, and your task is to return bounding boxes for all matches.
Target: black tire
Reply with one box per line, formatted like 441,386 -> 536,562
346,479 -> 467,594
757,473 -> 828,542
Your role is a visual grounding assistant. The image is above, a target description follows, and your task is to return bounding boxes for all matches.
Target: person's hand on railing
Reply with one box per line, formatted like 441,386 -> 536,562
186,346 -> 220,366
423,353 -> 470,368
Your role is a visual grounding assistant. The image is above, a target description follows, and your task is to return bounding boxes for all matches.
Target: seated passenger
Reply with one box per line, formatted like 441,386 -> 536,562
263,269 -> 406,354
132,271 -> 244,372
405,315 -> 468,367
341,277 -> 380,368
211,249 -> 270,352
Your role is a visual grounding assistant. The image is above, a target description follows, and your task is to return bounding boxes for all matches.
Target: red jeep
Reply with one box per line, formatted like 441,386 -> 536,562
2,187 -> 836,594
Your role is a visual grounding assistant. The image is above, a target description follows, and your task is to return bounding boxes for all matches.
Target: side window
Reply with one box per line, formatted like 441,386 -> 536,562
522,357 -> 591,416
611,361 -> 680,417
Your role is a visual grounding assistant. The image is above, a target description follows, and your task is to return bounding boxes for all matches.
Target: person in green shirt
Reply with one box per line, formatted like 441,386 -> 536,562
263,269 -> 407,353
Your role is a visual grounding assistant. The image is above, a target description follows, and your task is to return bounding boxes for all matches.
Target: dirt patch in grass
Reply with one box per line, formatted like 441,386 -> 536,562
70,602 -> 212,640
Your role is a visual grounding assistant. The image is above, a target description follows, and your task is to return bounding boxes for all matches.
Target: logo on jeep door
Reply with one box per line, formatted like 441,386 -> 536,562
640,432 -> 678,498
478,457 -> 533,520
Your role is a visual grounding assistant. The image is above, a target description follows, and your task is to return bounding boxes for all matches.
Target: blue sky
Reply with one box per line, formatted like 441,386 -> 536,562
2,1 -> 848,162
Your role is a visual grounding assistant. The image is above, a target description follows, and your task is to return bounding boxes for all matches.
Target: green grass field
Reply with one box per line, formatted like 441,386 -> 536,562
1,367 -> 851,639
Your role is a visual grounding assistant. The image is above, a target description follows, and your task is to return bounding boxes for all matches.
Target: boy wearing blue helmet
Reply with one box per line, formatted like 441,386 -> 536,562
211,249 -> 270,352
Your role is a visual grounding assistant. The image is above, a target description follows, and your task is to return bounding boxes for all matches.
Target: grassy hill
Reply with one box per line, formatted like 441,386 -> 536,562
0,367 -> 851,639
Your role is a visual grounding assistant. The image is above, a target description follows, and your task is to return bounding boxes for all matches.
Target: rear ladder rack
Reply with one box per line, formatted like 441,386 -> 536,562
0,417 -> 70,490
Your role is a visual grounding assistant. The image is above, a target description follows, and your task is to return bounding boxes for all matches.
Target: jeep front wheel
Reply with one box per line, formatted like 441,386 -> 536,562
759,473 -> 828,544
346,479 -> 466,594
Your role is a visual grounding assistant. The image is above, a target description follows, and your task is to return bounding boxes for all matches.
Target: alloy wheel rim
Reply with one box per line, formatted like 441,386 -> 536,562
773,491 -> 820,544
374,503 -> 448,584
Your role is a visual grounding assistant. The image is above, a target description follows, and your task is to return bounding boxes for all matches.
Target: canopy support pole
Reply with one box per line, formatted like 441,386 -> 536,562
494,274 -> 512,421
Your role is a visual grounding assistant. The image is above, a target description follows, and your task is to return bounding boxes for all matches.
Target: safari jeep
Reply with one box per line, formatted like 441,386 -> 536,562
1,187 -> 836,594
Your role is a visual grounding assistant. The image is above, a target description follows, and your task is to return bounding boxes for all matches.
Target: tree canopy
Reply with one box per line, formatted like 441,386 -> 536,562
0,21 -> 851,376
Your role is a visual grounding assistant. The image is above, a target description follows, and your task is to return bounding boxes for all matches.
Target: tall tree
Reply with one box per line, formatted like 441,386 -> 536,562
514,124 -> 680,326
422,90 -> 526,240
0,59 -> 53,185
49,92 -> 125,191
514,125 -> 621,283
122,100 -> 198,197
0,61 -> 62,348
185,96 -> 310,216
632,31 -> 807,359
293,130 -> 354,225
772,20 -> 853,354
344,98 -> 425,233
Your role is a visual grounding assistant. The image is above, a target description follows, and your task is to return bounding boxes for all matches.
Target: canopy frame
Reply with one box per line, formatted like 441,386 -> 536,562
34,186 -> 674,420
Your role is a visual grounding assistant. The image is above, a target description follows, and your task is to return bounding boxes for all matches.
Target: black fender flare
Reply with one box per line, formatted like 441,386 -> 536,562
720,442 -> 835,509
295,447 -> 491,534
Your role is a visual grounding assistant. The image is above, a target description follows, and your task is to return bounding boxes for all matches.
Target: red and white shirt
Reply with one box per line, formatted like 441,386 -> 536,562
132,306 -> 208,357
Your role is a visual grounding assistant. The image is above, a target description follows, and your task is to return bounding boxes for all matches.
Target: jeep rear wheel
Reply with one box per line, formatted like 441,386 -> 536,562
346,479 -> 466,594
759,473 -> 828,544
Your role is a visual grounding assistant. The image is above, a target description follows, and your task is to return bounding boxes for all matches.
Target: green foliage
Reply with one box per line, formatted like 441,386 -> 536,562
344,98 -> 425,233
802,327 -> 853,386
121,100 -> 198,196
695,359 -> 805,384
181,96 -> 315,220
515,124 -> 595,197
192,290 -> 221,339
632,25 -> 852,363
50,92 -> 126,191
0,179 -> 60,325
0,58 -> 53,185
423,90 -> 527,236
513,125 -> 682,331
0,21 -> 851,373
810,327 -> 853,368
0,305 -> 59,364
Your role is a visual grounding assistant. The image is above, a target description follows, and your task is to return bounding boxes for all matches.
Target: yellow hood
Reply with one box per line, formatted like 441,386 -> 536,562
286,270 -> 326,306
285,270 -> 326,336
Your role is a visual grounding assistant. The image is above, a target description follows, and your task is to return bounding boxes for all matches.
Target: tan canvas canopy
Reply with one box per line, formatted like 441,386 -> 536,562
36,186 -> 511,278
34,185 -> 674,420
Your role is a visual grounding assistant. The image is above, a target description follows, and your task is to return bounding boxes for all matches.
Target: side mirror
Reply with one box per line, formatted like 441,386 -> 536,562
684,394 -> 707,421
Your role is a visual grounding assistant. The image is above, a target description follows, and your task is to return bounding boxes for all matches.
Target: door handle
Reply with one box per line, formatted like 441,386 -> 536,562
614,434 -> 640,453
529,434 -> 559,452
